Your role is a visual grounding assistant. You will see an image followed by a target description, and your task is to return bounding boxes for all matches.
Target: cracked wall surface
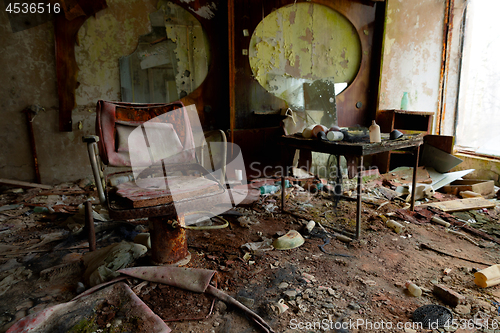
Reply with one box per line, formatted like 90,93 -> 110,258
0,0 -> 158,184
378,0 -> 445,120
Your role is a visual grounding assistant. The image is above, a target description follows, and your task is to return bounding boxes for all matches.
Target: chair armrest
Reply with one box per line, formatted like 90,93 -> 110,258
199,130 -> 227,185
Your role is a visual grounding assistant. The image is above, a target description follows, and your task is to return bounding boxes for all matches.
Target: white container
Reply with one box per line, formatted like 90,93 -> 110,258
326,131 -> 344,141
405,281 -> 422,297
386,219 -> 405,234
369,120 -> 381,143
302,125 -> 316,138
305,220 -> 316,234
475,264 -> 500,288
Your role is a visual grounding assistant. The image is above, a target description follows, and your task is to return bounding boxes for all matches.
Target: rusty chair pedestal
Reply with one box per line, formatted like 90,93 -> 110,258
149,214 -> 191,266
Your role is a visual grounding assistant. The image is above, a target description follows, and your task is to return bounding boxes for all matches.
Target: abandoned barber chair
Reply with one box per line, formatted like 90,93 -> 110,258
83,100 -> 230,265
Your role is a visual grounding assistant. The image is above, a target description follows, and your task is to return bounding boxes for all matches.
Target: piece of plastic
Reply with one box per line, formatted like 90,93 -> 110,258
260,185 -> 279,195
326,131 -> 344,141
405,281 -> 422,297
474,264 -> 500,288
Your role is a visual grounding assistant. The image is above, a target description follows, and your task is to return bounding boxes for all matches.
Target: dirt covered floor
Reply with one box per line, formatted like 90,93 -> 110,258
1,179 -> 500,333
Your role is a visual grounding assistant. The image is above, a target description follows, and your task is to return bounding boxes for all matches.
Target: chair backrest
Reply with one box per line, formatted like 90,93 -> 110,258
95,100 -> 196,167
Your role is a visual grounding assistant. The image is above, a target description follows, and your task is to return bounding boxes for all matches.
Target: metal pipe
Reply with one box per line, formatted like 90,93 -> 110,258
410,145 -> 420,211
85,201 -> 96,252
228,0 -> 236,147
85,140 -> 106,204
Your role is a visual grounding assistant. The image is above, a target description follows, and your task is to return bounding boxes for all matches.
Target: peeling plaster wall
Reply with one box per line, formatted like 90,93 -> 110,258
0,10 -> 59,183
0,0 -> 158,184
452,154 -> 500,186
378,0 -> 445,123
75,0 -> 157,106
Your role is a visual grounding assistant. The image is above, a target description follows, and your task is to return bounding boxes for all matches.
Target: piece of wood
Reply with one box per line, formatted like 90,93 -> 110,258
395,209 -> 423,225
278,133 -> 424,157
0,178 -> 52,190
116,176 -> 221,208
442,179 -> 494,196
424,135 -> 454,154
425,197 -> 496,212
55,0 -> 107,132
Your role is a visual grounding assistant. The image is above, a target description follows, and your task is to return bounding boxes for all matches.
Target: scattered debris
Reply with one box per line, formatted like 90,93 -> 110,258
83,241 -> 148,286
433,284 -> 466,307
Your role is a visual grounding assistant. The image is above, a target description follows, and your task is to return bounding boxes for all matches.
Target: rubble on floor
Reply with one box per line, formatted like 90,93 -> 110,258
0,172 -> 500,333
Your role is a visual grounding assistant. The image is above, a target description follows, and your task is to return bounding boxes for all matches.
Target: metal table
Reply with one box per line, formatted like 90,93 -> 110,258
278,133 -> 424,239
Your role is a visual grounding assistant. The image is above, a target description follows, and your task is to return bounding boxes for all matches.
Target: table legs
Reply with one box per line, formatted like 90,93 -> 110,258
281,148 -> 294,213
355,156 -> 363,239
410,145 -> 421,211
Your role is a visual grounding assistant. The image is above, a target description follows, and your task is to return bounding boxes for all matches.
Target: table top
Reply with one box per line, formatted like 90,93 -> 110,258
278,133 -> 424,156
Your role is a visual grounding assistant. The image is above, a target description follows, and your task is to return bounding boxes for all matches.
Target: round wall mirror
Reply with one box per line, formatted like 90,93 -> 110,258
120,1 -> 210,103
248,3 -> 361,110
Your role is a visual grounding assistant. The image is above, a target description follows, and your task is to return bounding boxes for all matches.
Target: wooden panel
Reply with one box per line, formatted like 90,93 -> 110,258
0,178 -> 52,190
424,134 -> 454,154
55,0 -> 107,132
442,180 -> 495,196
425,197 -> 496,212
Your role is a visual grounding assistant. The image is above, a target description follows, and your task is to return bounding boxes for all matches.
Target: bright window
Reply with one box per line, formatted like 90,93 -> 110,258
456,0 -> 500,157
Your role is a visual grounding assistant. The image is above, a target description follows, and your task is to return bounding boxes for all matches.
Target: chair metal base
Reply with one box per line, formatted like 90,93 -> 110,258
149,214 -> 190,265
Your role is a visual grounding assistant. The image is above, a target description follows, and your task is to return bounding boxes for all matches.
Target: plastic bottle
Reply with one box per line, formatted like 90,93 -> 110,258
386,219 -> 405,234
401,92 -> 409,110
260,185 -> 279,195
369,120 -> 381,143
405,281 -> 422,297
275,180 -> 291,188
326,131 -> 344,141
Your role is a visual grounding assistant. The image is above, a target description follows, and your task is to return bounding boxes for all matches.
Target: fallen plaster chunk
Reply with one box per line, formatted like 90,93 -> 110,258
433,283 -> 465,307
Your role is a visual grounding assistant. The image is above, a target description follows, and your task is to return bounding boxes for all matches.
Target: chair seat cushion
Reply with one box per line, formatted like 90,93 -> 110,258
115,176 -> 221,208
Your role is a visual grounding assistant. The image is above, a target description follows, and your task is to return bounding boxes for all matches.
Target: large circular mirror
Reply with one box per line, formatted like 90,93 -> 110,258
120,1 -> 210,103
249,3 -> 361,110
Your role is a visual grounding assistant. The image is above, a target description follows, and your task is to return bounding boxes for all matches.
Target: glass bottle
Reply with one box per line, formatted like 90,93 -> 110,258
401,92 -> 409,110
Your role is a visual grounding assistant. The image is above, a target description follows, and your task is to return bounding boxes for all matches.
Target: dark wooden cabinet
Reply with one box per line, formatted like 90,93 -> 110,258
374,109 -> 434,173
